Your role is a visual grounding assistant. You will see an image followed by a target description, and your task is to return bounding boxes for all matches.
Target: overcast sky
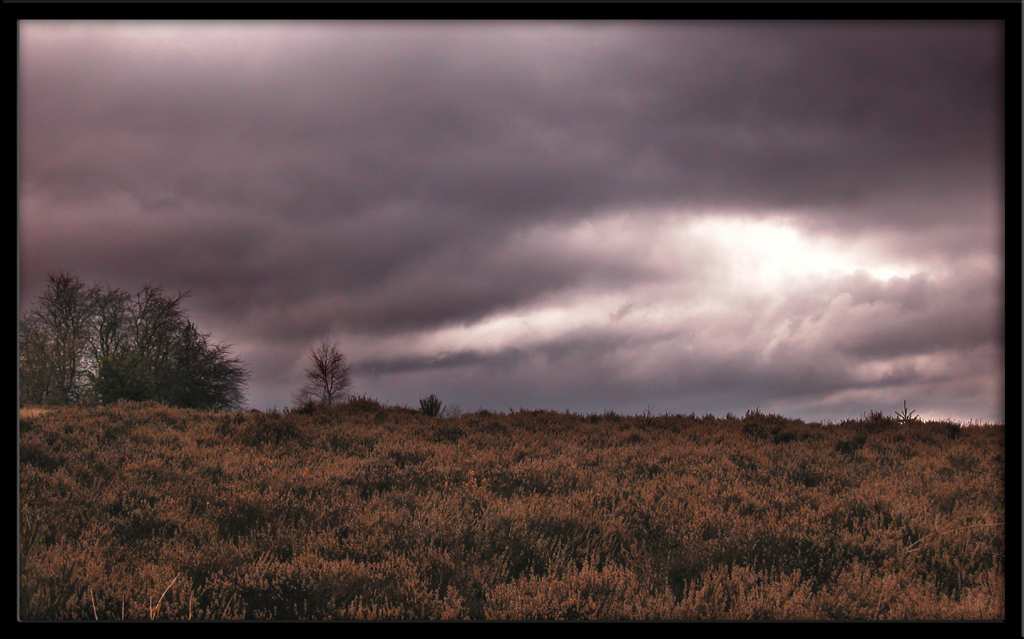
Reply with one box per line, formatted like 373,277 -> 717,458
18,20 -> 1005,423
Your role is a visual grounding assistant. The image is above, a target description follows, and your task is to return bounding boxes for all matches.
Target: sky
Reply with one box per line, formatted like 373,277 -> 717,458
18,20 -> 1007,423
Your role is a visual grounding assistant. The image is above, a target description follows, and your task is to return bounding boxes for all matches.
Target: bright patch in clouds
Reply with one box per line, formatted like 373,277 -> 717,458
427,297 -> 620,354
367,290 -> 633,361
392,211 -> 928,360
684,214 -> 920,286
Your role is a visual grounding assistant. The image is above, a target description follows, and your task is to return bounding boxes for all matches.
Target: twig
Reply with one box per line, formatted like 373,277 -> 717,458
903,520 -> 1002,554
222,592 -> 237,620
149,572 -> 181,620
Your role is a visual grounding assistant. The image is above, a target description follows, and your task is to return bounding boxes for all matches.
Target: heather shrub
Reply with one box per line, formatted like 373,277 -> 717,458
485,560 -> 664,620
19,402 -> 1004,620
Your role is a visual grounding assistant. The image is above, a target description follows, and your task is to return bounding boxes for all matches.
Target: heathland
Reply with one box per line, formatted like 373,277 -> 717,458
19,399 -> 1004,620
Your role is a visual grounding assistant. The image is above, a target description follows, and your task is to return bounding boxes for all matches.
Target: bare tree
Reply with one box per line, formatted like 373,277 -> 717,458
19,312 -> 60,406
294,341 -> 352,408
90,285 -> 132,364
19,272 -> 99,405
129,284 -> 191,379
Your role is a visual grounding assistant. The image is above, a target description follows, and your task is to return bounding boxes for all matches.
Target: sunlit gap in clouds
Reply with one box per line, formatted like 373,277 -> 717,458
350,210 -> 929,364
326,208 -> 1004,423
683,214 -> 921,286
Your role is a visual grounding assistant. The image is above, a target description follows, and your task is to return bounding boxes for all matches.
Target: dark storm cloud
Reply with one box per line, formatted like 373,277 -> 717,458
19,21 -> 1005,420
354,322 -> 858,417
833,272 -> 1002,359
357,348 -> 529,377
23,22 -> 999,222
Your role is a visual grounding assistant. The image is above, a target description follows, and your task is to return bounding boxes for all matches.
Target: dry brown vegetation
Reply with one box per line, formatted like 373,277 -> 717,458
19,399 -> 1004,620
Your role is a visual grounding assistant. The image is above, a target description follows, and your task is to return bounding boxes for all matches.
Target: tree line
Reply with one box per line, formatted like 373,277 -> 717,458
19,272 -> 249,410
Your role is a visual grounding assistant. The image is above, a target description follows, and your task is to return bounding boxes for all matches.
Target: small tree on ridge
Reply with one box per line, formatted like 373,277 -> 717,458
294,340 -> 352,408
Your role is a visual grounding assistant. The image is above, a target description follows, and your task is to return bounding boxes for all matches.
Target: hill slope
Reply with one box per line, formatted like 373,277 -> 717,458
19,401 -> 1005,620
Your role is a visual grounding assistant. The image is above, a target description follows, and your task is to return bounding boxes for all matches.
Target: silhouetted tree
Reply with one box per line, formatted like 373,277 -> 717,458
19,272 -> 99,405
129,284 -> 191,387
19,272 -> 249,410
19,312 -> 61,406
294,341 -> 352,408
89,285 -> 132,365
163,321 -> 249,410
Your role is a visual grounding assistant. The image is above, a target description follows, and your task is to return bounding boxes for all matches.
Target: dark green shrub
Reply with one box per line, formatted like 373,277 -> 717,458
894,401 -> 920,425
89,352 -> 158,404
419,394 -> 443,417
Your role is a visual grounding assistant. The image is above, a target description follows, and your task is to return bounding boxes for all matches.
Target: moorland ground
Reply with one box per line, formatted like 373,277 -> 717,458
18,399 -> 1004,620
